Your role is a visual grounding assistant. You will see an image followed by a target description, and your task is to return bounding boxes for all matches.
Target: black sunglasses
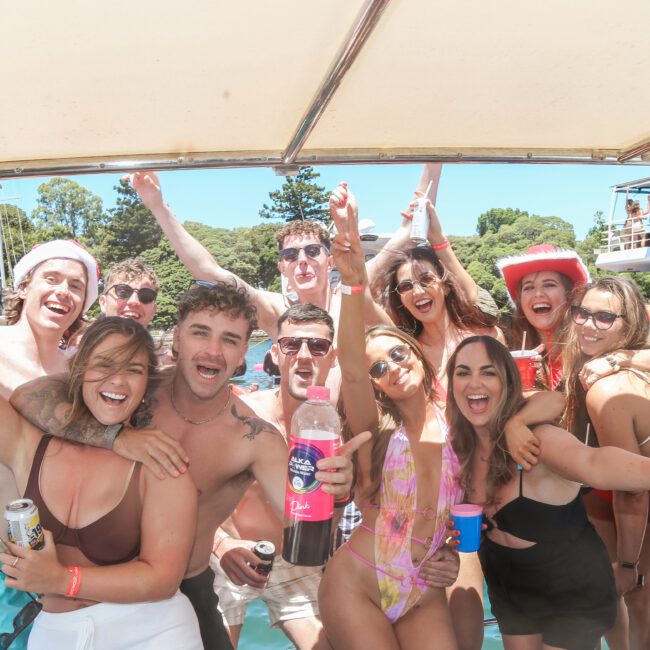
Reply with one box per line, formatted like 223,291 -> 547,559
278,337 -> 333,357
0,595 -> 42,650
395,273 -> 439,295
570,305 -> 623,331
107,283 -> 158,305
369,344 -> 411,380
279,244 -> 327,263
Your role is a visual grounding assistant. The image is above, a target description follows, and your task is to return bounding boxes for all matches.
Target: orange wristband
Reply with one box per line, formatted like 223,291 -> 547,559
66,566 -> 82,598
339,283 -> 363,295
431,239 -> 450,251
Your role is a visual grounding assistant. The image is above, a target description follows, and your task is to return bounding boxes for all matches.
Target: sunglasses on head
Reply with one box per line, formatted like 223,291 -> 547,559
570,305 -> 623,331
108,284 -> 157,305
0,595 -> 42,649
395,273 -> 439,295
369,344 -> 411,380
279,244 -> 327,263
278,337 -> 332,357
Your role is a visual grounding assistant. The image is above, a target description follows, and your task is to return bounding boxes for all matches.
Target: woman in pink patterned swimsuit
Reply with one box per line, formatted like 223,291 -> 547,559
318,187 -> 462,649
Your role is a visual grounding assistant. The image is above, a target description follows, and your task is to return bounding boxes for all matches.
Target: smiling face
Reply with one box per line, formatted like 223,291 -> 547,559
519,270 -> 571,333
20,258 -> 87,333
366,334 -> 424,401
99,273 -> 158,326
277,233 -> 332,296
576,288 -> 626,358
451,341 -> 503,435
395,260 -> 448,326
272,320 -> 335,401
81,333 -> 149,425
173,307 -> 249,400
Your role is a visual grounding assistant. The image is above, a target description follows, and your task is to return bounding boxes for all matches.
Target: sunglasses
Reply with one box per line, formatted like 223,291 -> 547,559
570,305 -> 623,331
395,273 -> 439,295
369,344 -> 411,380
107,284 -> 157,305
0,595 -> 42,649
277,337 -> 333,357
279,244 -> 327,263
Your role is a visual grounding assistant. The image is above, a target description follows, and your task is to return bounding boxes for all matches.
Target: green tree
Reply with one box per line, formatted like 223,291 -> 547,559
249,222 -> 282,289
99,180 -> 163,266
476,207 -> 529,236
32,178 -> 106,246
259,167 -> 329,223
0,204 -> 37,285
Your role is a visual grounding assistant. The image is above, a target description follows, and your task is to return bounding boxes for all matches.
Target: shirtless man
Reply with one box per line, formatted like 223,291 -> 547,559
212,303 -> 337,649
0,239 -> 99,648
99,257 -> 159,327
11,280 -> 363,650
122,165 -> 445,342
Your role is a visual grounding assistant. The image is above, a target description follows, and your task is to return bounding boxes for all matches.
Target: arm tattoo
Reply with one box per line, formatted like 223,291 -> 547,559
230,404 -> 280,442
10,375 -> 108,447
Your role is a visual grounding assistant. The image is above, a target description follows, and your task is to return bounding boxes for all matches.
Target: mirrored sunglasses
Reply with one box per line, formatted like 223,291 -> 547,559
570,305 -> 623,331
279,244 -> 327,263
108,283 -> 157,305
369,344 -> 411,380
395,273 -> 439,295
0,597 -> 42,650
278,337 -> 332,357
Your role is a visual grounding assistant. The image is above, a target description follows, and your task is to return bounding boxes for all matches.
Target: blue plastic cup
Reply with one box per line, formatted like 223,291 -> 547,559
450,504 -> 483,553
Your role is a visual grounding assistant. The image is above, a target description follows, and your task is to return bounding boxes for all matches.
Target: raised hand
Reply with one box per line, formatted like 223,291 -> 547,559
329,182 -> 365,285
122,171 -> 164,211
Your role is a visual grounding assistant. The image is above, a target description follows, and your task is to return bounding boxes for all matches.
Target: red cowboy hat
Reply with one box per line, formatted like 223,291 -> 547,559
496,244 -> 590,305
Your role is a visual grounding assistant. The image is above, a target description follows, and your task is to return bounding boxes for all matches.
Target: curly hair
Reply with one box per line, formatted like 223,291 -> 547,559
275,220 -> 330,250
446,336 -> 525,507
383,247 -> 491,338
177,280 -> 258,339
562,277 -> 649,434
62,317 -> 159,434
338,324 -> 436,504
2,267 -> 37,325
103,258 -> 159,293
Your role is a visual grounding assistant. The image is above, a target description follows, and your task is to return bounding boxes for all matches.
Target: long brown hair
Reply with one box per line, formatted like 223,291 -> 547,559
338,325 -> 435,503
383,247 -> 491,338
446,336 -> 525,506
62,317 -> 159,433
563,277 -> 649,434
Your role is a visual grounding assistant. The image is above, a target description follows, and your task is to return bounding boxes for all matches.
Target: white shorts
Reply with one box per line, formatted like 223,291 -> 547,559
27,591 -> 202,650
211,554 -> 322,627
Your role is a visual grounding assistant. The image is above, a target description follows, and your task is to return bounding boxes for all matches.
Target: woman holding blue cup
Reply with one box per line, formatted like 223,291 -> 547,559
446,335 -> 650,650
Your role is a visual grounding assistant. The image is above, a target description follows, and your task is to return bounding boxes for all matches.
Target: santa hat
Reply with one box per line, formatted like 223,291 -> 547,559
13,240 -> 100,314
496,244 -> 590,305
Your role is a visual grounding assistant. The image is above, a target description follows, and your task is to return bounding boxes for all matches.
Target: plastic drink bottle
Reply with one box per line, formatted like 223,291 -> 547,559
282,386 -> 340,566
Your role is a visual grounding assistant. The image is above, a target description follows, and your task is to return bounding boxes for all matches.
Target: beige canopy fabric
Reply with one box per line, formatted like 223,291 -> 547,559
2,0 -> 650,178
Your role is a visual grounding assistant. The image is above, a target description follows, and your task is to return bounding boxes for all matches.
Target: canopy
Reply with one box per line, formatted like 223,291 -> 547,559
2,0 -> 650,178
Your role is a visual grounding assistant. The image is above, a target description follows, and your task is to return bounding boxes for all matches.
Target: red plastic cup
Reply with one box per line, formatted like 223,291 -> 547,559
511,350 -> 537,390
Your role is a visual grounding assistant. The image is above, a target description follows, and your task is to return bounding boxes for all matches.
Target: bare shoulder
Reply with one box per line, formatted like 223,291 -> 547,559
229,392 -> 284,445
587,370 -> 645,403
240,388 -> 278,418
142,462 -> 197,500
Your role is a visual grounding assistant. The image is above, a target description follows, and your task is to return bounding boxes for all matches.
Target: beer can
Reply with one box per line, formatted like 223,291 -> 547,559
4,499 -> 45,550
409,198 -> 429,243
253,540 -> 275,576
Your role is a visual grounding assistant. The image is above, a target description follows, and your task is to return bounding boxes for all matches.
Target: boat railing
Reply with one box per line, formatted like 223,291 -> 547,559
597,218 -> 650,254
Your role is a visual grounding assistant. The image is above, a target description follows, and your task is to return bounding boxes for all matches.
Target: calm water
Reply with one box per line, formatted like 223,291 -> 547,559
236,341 -> 505,649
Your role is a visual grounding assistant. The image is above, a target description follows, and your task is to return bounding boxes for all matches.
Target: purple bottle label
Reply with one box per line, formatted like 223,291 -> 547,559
285,431 -> 339,522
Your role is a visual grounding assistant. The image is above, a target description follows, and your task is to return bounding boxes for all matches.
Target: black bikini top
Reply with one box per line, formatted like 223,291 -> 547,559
488,469 -> 587,543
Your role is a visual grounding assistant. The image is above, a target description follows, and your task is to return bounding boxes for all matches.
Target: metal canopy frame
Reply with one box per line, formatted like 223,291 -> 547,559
2,0 -> 650,180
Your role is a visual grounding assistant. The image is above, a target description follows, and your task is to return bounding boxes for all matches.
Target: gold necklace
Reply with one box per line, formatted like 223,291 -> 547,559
170,383 -> 232,425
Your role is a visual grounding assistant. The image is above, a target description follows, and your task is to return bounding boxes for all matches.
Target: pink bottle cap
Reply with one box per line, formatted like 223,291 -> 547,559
306,386 -> 330,401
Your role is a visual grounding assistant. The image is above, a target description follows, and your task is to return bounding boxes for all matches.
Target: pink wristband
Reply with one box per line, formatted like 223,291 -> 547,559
431,239 -> 451,251
66,566 -> 81,598
339,283 -> 363,295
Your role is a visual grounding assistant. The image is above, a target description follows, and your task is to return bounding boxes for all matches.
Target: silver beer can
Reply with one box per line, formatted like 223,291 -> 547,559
409,198 -> 429,243
4,498 -> 45,550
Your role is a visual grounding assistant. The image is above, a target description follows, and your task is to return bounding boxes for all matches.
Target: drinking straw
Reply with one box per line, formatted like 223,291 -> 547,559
584,423 -> 591,445
424,180 -> 433,198
521,331 -> 527,353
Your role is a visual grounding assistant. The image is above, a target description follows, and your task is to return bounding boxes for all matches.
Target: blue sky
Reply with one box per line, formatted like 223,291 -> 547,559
0,163 -> 648,240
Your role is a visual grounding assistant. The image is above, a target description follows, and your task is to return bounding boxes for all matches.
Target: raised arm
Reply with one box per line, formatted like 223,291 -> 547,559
2,469 -> 198,602
125,172 -> 284,338
10,375 -> 189,479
